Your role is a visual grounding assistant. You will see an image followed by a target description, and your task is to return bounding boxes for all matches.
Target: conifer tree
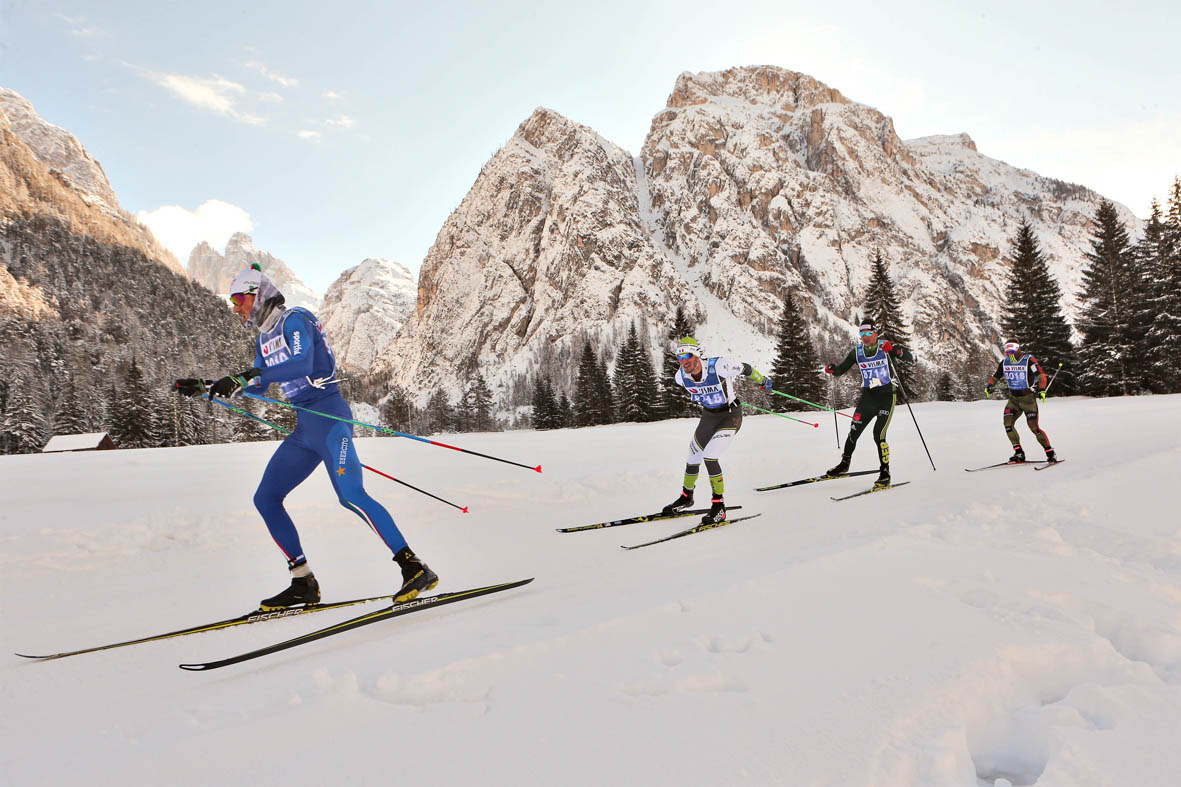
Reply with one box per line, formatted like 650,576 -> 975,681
466,373 -> 495,431
531,374 -> 559,429
1140,189 -> 1181,393
574,343 -> 601,427
661,306 -> 698,418
425,389 -> 454,433
381,385 -> 414,432
1077,200 -> 1137,396
613,332 -> 641,423
109,357 -> 155,448
557,392 -> 574,428
0,361 -> 49,453
862,250 -> 914,384
632,328 -> 661,422
594,353 -> 615,424
769,292 -> 824,410
54,374 -> 92,436
1000,222 -> 1077,395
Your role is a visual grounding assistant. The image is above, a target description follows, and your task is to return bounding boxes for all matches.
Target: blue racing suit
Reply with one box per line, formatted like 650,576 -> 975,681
248,307 -> 407,566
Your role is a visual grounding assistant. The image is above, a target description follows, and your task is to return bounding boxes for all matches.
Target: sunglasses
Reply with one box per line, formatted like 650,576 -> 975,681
677,353 -> 696,361
859,330 -> 875,336
230,292 -> 250,306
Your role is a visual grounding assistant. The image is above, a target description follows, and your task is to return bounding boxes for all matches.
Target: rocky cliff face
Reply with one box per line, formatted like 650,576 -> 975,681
0,86 -> 182,273
185,232 -> 321,311
374,108 -> 694,397
374,65 -> 1139,403
317,258 -> 416,372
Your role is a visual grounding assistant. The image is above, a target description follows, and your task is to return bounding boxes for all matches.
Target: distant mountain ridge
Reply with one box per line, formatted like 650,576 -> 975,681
186,232 -> 321,311
374,65 -> 1140,403
317,258 -> 416,372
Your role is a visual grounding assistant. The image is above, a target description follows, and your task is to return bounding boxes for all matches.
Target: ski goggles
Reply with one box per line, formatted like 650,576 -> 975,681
677,352 -> 697,361
230,292 -> 249,306
859,329 -> 876,337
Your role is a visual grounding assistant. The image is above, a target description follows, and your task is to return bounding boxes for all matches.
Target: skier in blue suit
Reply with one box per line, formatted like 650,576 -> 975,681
174,265 -> 437,610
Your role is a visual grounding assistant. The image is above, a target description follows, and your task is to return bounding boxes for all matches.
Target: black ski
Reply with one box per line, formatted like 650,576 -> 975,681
621,514 -> 763,550
556,506 -> 742,533
179,578 -> 534,671
756,470 -> 878,491
964,461 -> 1050,472
16,592 -> 403,661
830,481 -> 911,501
1034,459 -> 1065,471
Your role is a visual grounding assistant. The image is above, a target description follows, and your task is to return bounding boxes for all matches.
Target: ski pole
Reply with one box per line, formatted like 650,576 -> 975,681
207,396 -> 470,513
1040,362 -> 1063,402
740,401 -> 819,427
886,356 -> 936,471
239,390 -> 542,473
831,379 -> 840,449
767,388 -> 853,418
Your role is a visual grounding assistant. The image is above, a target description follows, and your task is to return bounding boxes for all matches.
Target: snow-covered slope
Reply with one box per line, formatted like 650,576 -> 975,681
3,395 -> 1179,785
375,66 -> 1140,403
186,232 -> 321,311
317,258 -> 416,372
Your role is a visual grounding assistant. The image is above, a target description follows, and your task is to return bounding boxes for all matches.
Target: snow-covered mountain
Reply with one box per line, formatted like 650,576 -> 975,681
186,232 -> 321,312
317,258 -> 416,372
374,66 -> 1140,403
0,86 -> 183,273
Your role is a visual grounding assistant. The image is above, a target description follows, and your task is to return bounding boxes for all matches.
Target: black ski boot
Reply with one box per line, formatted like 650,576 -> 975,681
393,547 -> 439,603
260,574 -> 320,611
1008,447 -> 1026,463
825,456 -> 851,478
1045,448 -> 1057,463
661,488 -> 694,515
701,498 -> 727,525
873,467 -> 891,489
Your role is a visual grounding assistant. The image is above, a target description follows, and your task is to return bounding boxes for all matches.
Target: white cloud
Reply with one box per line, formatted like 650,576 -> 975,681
244,60 -> 299,87
258,91 -> 284,104
325,115 -> 355,128
137,200 -> 253,262
322,90 -> 343,100
55,13 -> 103,38
140,69 -> 268,125
297,130 -> 322,141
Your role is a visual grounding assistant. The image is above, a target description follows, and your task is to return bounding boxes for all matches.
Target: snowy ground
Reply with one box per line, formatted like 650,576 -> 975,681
3,395 -> 1180,786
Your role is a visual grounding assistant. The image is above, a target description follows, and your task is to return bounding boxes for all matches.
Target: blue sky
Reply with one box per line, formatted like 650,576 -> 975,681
2,0 -> 1177,294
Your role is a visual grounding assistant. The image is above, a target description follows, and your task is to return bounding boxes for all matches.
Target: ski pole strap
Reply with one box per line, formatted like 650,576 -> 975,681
739,401 -> 819,427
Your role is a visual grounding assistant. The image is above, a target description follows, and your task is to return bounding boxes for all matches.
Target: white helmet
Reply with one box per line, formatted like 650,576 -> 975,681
228,265 -> 263,297
1003,341 -> 1020,356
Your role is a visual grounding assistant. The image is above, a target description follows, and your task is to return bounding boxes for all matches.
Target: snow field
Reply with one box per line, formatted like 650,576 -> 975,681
2,395 -> 1179,786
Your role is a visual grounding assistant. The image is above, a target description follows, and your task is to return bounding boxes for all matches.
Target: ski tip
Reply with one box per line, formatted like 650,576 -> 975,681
533,465 -> 543,473
15,653 -> 46,660
178,663 -> 212,671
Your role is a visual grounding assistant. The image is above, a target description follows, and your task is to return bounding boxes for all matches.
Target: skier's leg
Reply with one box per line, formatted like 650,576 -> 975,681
871,389 -> 896,475
319,420 -> 408,555
1019,394 -> 1052,450
254,433 -> 321,567
1003,398 -> 1022,447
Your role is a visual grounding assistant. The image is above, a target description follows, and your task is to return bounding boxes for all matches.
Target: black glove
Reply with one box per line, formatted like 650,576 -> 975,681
210,368 -> 261,398
173,378 -> 210,398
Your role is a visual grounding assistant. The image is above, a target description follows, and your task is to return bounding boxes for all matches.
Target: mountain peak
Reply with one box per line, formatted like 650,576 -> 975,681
668,66 -> 849,112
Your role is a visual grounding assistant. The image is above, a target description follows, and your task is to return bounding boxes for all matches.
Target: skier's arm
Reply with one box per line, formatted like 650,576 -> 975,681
254,312 -> 318,388
986,359 -> 1004,390
1029,357 -> 1047,390
714,358 -> 766,382
829,348 -> 857,377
